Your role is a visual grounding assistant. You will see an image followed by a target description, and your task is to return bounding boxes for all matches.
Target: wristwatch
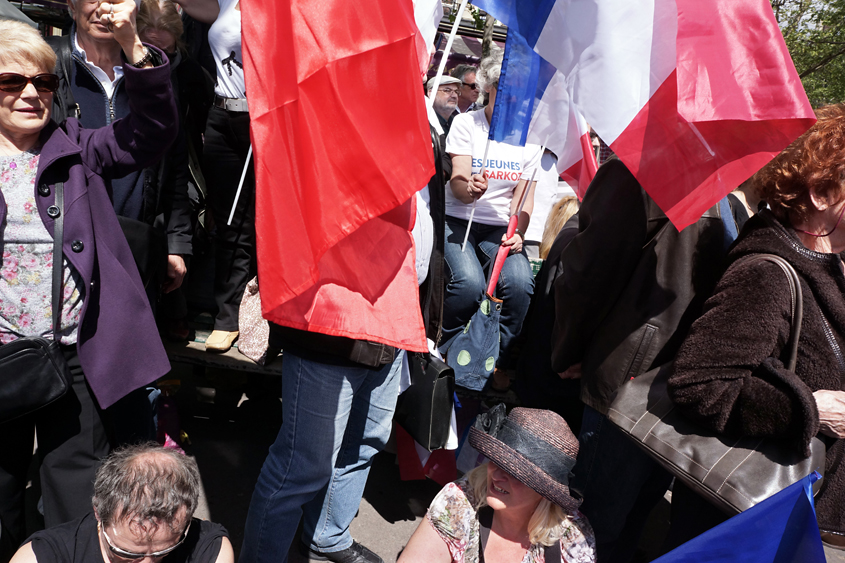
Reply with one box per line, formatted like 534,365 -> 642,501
515,228 -> 525,239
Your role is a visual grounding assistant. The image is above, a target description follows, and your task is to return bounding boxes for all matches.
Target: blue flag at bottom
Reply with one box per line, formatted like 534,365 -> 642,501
656,472 -> 825,563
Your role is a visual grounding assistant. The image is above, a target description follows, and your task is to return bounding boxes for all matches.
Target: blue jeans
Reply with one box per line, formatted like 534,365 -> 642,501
239,350 -> 404,563
441,216 -> 534,365
571,406 -> 672,563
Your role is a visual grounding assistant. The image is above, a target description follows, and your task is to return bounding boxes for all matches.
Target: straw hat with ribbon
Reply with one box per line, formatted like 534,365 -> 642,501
469,404 -> 582,513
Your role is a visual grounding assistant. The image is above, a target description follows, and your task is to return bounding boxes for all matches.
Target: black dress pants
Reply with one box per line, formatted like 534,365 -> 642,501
0,347 -> 110,563
202,106 -> 256,331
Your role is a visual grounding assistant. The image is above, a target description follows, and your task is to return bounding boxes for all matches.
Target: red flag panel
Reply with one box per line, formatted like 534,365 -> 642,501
243,0 -> 434,350
612,0 -> 815,230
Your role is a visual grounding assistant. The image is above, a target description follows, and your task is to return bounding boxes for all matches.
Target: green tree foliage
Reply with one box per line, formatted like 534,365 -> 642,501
773,0 -> 845,106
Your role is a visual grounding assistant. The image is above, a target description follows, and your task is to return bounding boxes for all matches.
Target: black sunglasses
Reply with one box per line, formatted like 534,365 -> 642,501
0,73 -> 60,93
462,82 -> 478,90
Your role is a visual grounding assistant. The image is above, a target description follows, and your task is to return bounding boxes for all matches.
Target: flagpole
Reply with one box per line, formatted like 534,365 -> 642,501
428,0 -> 470,108
228,143 -> 253,226
462,137 -> 491,252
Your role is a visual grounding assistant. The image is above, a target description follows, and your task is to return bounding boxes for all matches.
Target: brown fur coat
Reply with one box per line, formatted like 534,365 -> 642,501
668,210 -> 845,534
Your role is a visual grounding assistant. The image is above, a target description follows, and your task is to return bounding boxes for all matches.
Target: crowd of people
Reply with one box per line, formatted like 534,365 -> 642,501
0,1 -> 844,562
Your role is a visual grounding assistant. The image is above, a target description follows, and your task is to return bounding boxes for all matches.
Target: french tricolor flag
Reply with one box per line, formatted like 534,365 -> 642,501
473,0 -> 816,229
490,29 -> 597,200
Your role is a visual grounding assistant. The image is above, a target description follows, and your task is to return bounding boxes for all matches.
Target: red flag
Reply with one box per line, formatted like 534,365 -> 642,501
242,0 -> 435,351
474,0 -> 815,230
608,0 -> 815,229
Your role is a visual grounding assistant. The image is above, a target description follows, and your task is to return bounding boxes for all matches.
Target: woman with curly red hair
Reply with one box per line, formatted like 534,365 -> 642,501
664,104 -> 845,548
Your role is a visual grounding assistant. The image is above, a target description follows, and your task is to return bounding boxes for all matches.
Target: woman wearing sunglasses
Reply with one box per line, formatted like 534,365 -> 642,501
0,14 -> 178,559
10,443 -> 234,563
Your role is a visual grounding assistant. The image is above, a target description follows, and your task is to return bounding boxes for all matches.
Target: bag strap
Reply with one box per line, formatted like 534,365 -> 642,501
733,253 -> 802,370
52,183 -> 64,339
47,35 -> 80,121
477,505 -> 561,563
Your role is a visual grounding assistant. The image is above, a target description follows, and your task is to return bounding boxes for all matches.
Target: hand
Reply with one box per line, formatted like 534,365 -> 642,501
814,390 -> 845,438
559,363 -> 582,380
161,254 -> 187,293
97,0 -> 145,63
466,172 -> 488,200
501,231 -> 524,254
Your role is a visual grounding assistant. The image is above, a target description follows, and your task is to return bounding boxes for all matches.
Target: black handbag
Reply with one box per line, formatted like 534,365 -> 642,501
0,183 -> 73,424
394,352 -> 455,451
607,253 -> 826,515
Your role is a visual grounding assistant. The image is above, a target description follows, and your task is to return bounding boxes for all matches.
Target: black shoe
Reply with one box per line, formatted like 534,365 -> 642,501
300,541 -> 384,563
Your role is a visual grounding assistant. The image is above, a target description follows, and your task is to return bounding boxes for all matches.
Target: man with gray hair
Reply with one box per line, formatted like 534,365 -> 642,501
9,443 -> 233,563
427,75 -> 461,135
450,63 -> 479,113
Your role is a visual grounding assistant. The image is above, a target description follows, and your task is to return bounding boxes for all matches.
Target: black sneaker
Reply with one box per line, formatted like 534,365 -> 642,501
299,541 -> 384,563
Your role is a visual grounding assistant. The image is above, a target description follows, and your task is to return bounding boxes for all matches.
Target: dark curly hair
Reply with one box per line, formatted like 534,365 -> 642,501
754,104 -> 845,225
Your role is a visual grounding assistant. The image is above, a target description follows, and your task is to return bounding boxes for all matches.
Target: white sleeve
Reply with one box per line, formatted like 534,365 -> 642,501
520,143 -> 543,180
445,114 -> 474,157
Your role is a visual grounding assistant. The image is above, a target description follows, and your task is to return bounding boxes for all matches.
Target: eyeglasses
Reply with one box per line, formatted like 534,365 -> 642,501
99,521 -> 191,560
462,82 -> 478,90
438,87 -> 460,96
0,73 -> 60,93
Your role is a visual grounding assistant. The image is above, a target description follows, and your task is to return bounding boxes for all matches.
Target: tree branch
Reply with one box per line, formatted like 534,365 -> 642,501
799,44 -> 845,78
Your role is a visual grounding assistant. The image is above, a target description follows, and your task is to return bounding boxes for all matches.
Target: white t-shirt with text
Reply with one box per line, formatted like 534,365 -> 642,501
445,110 -> 542,226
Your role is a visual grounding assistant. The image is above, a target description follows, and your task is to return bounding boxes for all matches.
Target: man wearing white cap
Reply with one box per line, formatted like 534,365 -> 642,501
427,75 -> 462,135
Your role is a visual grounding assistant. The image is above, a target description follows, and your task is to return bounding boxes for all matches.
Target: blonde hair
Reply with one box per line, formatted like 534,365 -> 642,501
538,196 -> 579,259
465,462 -> 572,547
0,20 -> 57,73
137,0 -> 185,52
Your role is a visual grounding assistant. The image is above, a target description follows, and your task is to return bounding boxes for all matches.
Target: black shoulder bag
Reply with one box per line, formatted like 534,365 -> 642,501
607,253 -> 826,514
0,183 -> 73,424
394,351 -> 455,451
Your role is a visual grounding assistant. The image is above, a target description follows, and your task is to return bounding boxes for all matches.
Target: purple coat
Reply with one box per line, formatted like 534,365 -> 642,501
0,54 -> 178,408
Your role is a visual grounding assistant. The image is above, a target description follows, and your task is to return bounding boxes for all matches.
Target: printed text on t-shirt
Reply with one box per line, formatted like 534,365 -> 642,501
472,158 -> 522,181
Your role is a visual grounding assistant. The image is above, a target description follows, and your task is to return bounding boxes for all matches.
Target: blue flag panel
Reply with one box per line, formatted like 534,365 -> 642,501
489,29 -> 556,146
654,472 -> 825,563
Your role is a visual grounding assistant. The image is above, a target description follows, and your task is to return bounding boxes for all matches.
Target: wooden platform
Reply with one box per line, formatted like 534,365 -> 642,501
162,312 -> 283,375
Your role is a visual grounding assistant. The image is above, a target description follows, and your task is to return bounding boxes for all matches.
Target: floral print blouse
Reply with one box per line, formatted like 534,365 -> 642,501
0,149 -> 83,345
426,478 -> 596,563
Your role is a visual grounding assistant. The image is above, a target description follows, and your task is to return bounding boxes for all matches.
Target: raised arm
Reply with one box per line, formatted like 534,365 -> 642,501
77,0 -> 178,174
176,0 -> 220,25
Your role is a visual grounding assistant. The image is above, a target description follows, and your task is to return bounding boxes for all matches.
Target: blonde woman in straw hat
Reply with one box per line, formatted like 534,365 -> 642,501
399,405 -> 596,563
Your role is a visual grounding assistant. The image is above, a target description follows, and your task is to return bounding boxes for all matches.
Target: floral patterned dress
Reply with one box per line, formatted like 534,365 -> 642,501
426,478 -> 596,563
0,149 -> 83,345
